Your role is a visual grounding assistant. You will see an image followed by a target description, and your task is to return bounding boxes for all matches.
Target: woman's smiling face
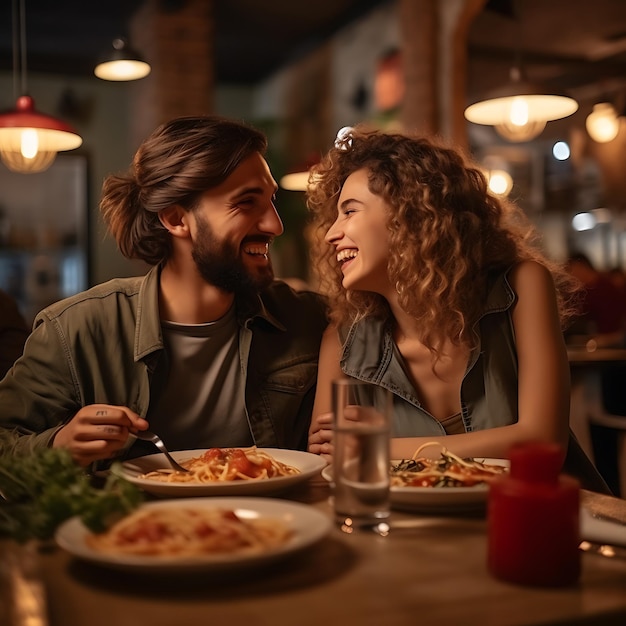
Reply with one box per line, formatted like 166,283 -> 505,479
325,168 -> 392,295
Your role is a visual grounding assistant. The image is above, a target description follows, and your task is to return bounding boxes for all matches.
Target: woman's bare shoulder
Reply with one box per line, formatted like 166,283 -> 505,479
508,259 -> 555,291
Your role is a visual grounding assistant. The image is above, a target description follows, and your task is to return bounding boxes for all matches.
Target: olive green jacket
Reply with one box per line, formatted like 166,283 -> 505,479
0,266 -> 328,457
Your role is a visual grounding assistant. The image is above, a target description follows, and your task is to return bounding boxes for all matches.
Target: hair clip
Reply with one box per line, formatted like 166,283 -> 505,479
334,126 -> 354,150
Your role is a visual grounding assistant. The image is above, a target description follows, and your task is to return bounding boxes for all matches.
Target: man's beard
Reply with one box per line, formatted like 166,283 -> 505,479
191,216 -> 275,295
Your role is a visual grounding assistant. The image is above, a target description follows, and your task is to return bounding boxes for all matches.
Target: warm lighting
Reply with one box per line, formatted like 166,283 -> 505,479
280,171 -> 310,191
494,117 -> 547,142
279,170 -> 322,192
585,103 -> 620,143
0,96 -> 82,173
483,168 -> 513,197
465,67 -> 578,142
94,38 -> 151,81
481,155 -> 513,197
0,0 -> 83,173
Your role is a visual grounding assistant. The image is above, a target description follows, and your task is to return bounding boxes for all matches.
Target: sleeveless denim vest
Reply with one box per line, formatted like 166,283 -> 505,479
339,270 -> 517,437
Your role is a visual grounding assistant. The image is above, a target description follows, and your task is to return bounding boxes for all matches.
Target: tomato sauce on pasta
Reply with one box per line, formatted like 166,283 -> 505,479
87,507 -> 293,556
140,447 -> 300,483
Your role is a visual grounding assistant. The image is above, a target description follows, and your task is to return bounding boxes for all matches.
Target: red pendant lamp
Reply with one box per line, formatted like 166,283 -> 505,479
0,0 -> 83,174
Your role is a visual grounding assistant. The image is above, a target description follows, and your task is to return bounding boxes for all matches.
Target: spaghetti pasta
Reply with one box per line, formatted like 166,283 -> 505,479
390,442 -> 508,488
86,507 -> 293,556
140,447 -> 301,483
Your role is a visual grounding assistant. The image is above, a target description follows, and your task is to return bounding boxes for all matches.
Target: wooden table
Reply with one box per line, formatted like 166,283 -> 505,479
2,477 -> 626,626
567,346 -> 626,367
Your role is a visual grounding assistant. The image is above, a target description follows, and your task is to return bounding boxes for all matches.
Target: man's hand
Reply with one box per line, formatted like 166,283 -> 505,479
52,404 -> 149,467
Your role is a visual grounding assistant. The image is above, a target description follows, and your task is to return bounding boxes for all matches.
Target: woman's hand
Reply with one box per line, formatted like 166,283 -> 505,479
52,404 -> 149,467
308,411 -> 333,463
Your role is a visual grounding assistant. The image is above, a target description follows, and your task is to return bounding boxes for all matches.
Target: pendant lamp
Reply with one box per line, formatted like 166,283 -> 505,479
465,66 -> 578,142
465,1 -> 577,142
0,0 -> 82,174
94,38 -> 151,82
585,102 -> 621,143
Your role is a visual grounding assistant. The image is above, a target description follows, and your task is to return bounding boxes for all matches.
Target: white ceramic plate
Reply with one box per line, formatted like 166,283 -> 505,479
55,497 -> 332,573
114,448 -> 326,498
580,508 -> 626,548
322,458 -> 510,512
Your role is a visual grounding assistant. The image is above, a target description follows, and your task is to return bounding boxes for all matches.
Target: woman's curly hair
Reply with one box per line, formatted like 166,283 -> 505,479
306,126 -> 579,351
100,115 -> 267,266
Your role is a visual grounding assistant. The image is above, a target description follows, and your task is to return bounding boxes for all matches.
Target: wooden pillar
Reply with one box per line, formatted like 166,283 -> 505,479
128,0 -> 214,149
399,0 -> 486,150
398,0 -> 438,135
439,0 -> 486,150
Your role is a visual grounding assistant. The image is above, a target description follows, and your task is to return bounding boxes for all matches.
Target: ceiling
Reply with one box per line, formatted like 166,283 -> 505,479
467,0 -> 626,106
0,0 -> 625,99
0,0 -> 388,85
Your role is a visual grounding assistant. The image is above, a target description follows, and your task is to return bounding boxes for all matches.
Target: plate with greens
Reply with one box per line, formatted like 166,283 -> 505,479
322,451 -> 509,513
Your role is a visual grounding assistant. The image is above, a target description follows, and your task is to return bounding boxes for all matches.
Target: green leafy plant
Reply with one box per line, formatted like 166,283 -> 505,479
0,448 -> 143,542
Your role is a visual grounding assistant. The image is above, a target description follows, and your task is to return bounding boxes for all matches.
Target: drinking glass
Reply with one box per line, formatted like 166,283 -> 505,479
332,378 -> 392,534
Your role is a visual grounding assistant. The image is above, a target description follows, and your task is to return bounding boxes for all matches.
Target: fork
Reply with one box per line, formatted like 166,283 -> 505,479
133,430 -> 190,472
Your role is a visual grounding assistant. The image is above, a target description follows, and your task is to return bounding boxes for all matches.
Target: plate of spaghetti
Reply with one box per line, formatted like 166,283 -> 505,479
322,442 -> 509,512
55,497 -> 332,573
115,447 -> 327,497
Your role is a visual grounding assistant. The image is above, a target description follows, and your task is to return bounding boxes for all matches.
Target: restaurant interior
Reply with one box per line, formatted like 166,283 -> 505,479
1,2 -> 626,625
1,0 -> 625,299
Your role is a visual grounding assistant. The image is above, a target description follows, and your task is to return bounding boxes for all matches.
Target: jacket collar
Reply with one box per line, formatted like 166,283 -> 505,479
478,266 -> 516,320
135,265 -> 164,362
235,290 -> 287,331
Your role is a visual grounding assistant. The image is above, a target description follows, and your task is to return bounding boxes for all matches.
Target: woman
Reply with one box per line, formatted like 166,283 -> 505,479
306,126 -> 582,468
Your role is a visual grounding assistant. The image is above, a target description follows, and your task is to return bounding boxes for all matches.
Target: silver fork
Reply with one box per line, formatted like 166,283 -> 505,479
133,430 -> 190,472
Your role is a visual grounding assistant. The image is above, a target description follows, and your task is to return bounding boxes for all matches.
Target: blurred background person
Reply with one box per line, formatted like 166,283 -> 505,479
566,252 -> 626,349
607,266 -> 626,297
566,252 -> 626,495
0,287 -> 29,379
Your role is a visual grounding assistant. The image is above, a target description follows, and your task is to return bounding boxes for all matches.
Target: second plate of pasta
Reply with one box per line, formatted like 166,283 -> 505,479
321,456 -> 510,513
115,447 -> 327,497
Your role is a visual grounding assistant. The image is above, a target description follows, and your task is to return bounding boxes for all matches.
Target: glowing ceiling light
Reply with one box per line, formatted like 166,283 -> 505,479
585,103 -> 620,143
465,67 -> 578,143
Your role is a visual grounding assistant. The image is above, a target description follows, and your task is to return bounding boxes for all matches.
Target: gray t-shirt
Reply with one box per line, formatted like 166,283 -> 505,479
148,305 -> 253,450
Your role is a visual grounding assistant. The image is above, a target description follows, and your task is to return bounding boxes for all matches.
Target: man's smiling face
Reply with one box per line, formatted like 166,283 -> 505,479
189,152 -> 283,294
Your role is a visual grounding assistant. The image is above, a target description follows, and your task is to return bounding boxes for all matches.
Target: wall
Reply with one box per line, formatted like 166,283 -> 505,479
251,2 -> 400,159
0,72 -> 149,290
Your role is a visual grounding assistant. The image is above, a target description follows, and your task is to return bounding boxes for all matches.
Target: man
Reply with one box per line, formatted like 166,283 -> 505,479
0,116 -> 328,466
